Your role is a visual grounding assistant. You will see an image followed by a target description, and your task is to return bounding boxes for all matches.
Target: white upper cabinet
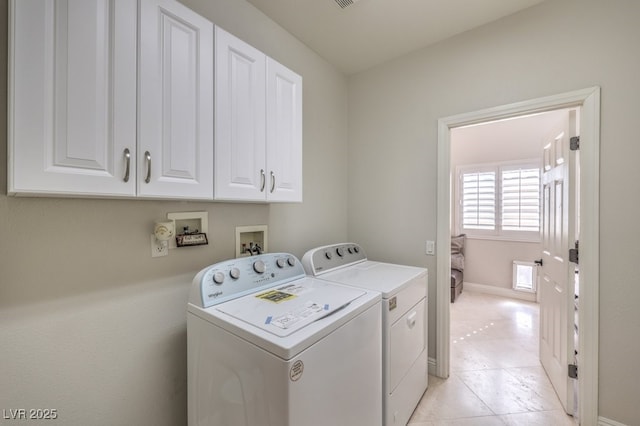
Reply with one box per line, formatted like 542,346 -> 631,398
214,26 -> 267,201
9,1 -> 298,202
215,27 -> 302,202
266,58 -> 303,202
9,0 -> 137,196
9,0 -> 214,200
138,0 -> 214,199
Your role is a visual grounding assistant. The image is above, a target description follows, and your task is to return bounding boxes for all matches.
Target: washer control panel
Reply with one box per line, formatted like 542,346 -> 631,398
301,243 -> 367,276
190,253 -> 305,308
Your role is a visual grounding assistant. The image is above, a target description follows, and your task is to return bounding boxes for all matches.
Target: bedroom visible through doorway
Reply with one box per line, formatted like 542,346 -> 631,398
449,107 -> 579,416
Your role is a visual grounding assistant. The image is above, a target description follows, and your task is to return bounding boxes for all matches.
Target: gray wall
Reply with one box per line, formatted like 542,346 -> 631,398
0,0 -> 348,424
347,0 -> 640,424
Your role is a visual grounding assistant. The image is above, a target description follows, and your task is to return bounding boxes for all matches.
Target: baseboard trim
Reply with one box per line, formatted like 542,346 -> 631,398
462,282 -> 537,302
599,416 -> 628,426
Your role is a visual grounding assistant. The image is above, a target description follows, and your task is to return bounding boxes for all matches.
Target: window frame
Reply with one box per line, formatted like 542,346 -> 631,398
455,159 -> 542,243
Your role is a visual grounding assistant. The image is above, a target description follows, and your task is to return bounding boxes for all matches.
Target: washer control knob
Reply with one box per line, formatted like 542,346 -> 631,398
212,271 -> 225,285
325,251 -> 332,260
336,247 -> 344,257
276,258 -> 286,268
253,260 -> 266,274
348,247 -> 353,254
353,246 -> 360,253
230,267 -> 240,280
287,256 -> 296,267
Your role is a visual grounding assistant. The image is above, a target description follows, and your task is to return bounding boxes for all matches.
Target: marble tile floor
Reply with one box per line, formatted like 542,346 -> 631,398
408,291 -> 578,425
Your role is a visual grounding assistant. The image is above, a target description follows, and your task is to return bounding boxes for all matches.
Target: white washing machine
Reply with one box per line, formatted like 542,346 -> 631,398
187,252 -> 382,426
302,243 -> 428,426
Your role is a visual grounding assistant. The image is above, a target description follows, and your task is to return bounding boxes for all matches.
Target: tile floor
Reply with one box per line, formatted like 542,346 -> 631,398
408,291 -> 578,425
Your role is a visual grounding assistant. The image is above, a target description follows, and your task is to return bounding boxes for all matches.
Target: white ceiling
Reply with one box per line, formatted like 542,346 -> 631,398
246,0 -> 546,75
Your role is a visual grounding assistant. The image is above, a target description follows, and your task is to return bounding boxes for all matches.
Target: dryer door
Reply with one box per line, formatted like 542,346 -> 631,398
389,298 -> 426,392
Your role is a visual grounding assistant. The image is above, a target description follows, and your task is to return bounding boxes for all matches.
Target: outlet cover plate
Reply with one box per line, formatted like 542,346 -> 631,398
151,234 -> 168,257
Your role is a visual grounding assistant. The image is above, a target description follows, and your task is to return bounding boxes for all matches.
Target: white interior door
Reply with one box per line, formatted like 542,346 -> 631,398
539,110 -> 578,414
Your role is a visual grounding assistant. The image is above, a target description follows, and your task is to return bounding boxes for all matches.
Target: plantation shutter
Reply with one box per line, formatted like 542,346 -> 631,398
461,171 -> 496,230
501,167 -> 540,232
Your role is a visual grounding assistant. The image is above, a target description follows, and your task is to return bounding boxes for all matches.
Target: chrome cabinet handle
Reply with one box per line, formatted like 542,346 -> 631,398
260,169 -> 266,192
144,151 -> 151,183
123,148 -> 131,182
270,171 -> 276,193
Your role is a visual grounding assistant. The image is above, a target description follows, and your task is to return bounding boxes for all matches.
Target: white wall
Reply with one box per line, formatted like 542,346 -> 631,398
0,0 -> 348,424
347,0 -> 640,424
450,112 -> 566,290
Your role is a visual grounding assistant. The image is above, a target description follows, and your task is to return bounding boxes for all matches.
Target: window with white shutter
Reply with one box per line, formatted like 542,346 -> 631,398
501,167 -> 540,232
461,171 -> 495,230
457,160 -> 541,241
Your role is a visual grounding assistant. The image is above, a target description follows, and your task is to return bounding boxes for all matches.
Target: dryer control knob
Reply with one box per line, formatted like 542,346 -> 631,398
336,247 -> 344,257
276,258 -> 286,268
253,260 -> 266,274
230,267 -> 240,280
212,272 -> 225,285
325,251 -> 332,260
287,256 -> 296,267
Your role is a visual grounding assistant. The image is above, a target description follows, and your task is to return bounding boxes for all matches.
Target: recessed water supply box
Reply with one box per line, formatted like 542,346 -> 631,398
235,225 -> 268,257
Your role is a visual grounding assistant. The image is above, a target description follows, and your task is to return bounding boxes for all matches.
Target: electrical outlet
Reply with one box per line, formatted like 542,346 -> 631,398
151,234 -> 168,257
426,240 -> 435,255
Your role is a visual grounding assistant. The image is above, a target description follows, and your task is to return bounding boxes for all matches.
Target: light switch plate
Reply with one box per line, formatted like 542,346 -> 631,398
426,240 -> 435,255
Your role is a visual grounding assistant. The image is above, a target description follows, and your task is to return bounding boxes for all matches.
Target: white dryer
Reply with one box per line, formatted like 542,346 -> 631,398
187,252 -> 382,426
302,243 -> 428,426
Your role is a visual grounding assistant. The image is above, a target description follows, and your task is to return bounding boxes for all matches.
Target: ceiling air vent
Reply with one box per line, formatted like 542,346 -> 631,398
334,0 -> 360,9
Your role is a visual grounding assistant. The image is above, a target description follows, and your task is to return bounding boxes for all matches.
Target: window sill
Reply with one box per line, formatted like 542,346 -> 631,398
464,234 -> 541,244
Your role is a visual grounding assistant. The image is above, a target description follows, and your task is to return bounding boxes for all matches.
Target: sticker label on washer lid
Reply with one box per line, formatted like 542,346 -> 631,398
270,302 -> 324,329
389,296 -> 397,311
276,284 -> 310,295
256,290 -> 297,303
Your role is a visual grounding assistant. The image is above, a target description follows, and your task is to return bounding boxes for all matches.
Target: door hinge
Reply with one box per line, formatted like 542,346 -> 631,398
570,136 -> 580,151
568,363 -> 578,379
569,241 -> 579,264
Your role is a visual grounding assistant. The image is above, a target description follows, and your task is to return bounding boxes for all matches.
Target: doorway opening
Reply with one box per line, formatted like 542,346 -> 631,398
435,87 -> 600,424
448,108 -> 578,417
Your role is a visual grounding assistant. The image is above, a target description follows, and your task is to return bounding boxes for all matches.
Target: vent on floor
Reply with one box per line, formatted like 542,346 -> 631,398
334,0 -> 360,9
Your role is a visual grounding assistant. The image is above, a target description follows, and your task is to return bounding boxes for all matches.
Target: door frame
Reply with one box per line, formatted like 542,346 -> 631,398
435,87 -> 600,424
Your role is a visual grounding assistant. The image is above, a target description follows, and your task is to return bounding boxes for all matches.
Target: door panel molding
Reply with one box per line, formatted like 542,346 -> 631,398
540,115 -> 575,412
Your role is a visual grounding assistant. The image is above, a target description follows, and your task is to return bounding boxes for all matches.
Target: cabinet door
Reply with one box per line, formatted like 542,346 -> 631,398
214,27 -> 267,201
138,0 -> 214,199
9,0 -> 137,196
266,59 -> 303,202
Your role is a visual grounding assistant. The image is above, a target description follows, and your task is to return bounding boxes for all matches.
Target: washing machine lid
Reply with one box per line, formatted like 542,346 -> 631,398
216,277 -> 366,337
188,253 -> 382,360
320,261 -> 426,298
